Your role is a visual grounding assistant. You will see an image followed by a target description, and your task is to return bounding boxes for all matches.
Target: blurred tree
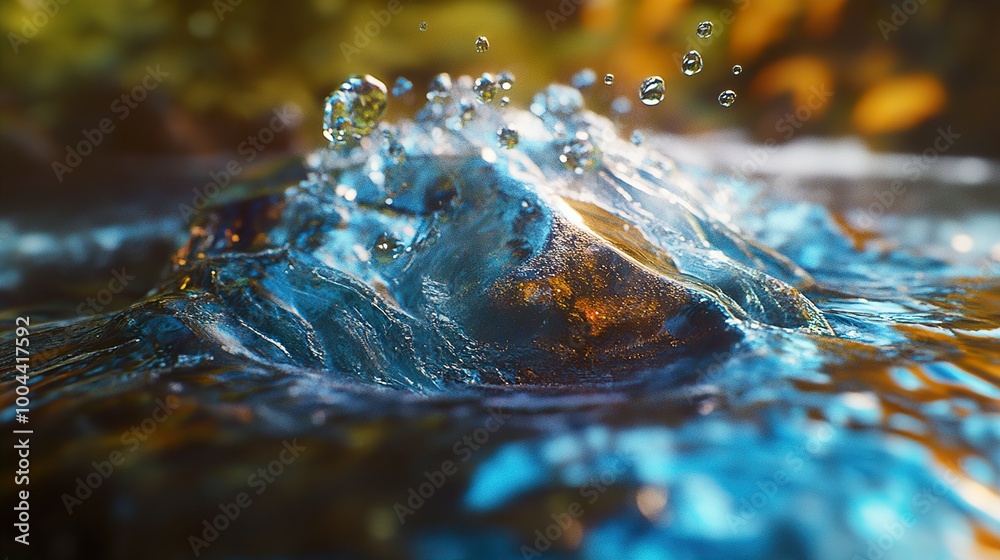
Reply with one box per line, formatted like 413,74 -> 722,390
1,0 -> 997,181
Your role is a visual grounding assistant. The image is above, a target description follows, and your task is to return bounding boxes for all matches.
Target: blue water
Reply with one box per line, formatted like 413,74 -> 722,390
1,77 -> 998,560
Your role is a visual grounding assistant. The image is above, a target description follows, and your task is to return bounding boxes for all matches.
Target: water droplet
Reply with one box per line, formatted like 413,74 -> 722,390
426,73 -> 453,103
388,142 -> 406,163
392,76 -> 413,97
732,65 -> 743,76
419,21 -> 427,31
498,72 -> 515,91
631,130 -> 644,145
531,85 -> 584,119
459,98 -> 476,122
611,96 -> 632,115
372,232 -> 403,263
475,36 -> 490,53
718,89 -> 737,107
681,51 -> 703,76
551,122 -> 568,140
498,126 -> 519,149
696,21 -> 714,39
572,68 -> 597,89
559,132 -> 601,174
500,96 -> 510,107
639,76 -> 665,106
474,73 -> 498,103
383,134 -> 406,164
323,74 -> 388,146
604,73 -> 614,86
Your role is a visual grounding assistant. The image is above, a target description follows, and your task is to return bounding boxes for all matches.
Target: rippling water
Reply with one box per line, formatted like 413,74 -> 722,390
1,77 -> 998,560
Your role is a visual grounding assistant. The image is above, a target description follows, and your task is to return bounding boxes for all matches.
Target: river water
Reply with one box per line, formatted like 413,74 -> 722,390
1,77 -> 998,560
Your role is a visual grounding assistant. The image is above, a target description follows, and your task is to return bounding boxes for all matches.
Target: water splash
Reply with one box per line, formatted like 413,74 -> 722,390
4,73 -> 999,560
426,72 -> 453,103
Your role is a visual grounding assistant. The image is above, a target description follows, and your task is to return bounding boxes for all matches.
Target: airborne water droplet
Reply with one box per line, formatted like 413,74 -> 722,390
498,72 -> 515,91
696,21 -> 714,39
572,69 -> 597,89
372,232 -> 403,263
475,36 -> 490,53
718,89 -> 737,107
631,130 -> 645,145
531,84 -> 584,119
392,76 -> 413,97
474,73 -> 498,103
386,139 -> 406,164
559,131 -> 601,174
459,99 -> 476,123
681,51 -> 703,76
500,96 -> 510,107
497,126 -> 519,149
426,73 -> 453,103
611,95 -> 632,114
639,76 -> 665,106
382,130 -> 406,164
604,73 -> 614,86
419,22 -> 428,31
322,74 -> 388,147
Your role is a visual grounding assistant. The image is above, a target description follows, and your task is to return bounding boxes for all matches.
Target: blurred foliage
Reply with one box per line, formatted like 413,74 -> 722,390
1,0 -> 997,172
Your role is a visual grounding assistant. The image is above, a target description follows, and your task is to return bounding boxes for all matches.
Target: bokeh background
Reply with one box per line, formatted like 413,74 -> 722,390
2,0 -> 997,177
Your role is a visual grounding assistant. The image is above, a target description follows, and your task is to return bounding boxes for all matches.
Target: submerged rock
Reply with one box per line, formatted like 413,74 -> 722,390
22,75 -> 833,389
3,75 -> 999,560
